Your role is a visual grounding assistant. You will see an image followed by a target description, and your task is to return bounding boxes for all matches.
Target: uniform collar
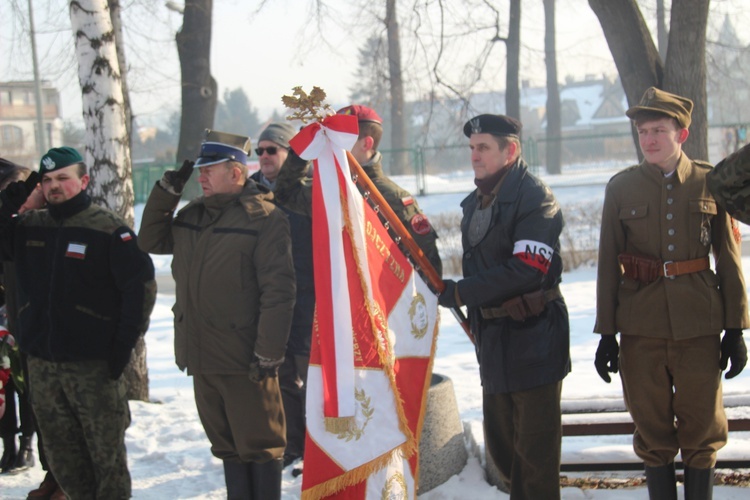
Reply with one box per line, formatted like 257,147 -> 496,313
642,152 -> 691,185
48,190 -> 91,220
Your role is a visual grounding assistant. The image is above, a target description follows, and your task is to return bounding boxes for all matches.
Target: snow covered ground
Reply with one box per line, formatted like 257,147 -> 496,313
2,165 -> 749,498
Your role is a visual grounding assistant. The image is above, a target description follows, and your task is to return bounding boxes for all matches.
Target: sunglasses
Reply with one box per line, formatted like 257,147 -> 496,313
255,146 -> 287,156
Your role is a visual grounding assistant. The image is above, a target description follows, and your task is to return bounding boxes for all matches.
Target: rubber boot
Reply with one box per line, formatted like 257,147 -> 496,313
12,435 -> 35,471
250,457 -> 283,500
223,460 -> 252,500
0,434 -> 17,473
684,467 -> 714,500
645,463 -> 677,500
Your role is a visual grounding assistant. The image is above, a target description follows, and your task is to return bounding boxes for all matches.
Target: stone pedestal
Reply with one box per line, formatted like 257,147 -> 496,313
417,373 -> 468,493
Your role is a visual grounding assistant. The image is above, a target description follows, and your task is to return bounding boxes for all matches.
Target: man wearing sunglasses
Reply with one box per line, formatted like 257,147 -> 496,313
251,122 -> 296,190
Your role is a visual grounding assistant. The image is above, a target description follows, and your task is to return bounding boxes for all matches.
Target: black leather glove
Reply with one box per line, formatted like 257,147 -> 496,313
160,160 -> 195,195
249,353 -> 283,383
109,347 -> 133,380
720,329 -> 747,379
0,171 -> 40,213
594,335 -> 619,383
438,279 -> 459,309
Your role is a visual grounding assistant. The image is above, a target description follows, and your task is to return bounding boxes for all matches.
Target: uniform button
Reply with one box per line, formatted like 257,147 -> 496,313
666,213 -> 673,220
667,198 -> 674,205
631,209 -> 636,215
668,244 -> 675,251
667,184 -> 673,190
668,228 -> 675,236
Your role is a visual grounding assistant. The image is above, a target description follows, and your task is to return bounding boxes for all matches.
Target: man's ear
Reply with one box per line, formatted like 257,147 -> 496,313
677,128 -> 690,144
362,135 -> 375,152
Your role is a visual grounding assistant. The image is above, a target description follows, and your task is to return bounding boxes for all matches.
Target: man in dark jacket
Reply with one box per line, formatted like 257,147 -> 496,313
250,122 -> 296,190
138,130 -> 296,499
438,114 -> 570,499
0,147 -> 156,499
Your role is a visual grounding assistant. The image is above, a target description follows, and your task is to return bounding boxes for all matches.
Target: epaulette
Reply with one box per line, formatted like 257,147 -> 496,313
608,164 -> 640,182
693,159 -> 713,170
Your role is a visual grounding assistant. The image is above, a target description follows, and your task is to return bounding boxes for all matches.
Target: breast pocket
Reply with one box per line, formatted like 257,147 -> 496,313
619,204 -> 649,245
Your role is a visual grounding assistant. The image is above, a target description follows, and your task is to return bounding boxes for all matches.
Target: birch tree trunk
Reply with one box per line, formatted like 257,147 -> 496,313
69,0 -> 149,401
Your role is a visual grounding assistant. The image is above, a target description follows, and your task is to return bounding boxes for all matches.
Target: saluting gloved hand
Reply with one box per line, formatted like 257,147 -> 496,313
594,335 -> 619,383
720,329 -> 747,379
159,160 -> 195,195
438,279 -> 460,309
0,171 -> 41,214
249,352 -> 283,384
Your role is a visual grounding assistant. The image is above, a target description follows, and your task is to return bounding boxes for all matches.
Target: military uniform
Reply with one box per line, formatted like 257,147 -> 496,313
0,146 -> 156,499
595,89 -> 749,498
707,142 -> 750,224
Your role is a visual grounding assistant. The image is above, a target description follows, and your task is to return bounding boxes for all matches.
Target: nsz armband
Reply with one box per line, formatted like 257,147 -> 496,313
513,240 -> 553,273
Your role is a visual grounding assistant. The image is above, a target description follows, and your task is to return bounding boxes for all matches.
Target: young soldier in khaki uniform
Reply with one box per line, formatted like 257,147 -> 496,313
594,87 -> 749,499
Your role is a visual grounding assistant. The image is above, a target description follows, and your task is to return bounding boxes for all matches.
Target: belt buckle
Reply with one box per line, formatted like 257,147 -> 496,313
663,261 -> 674,277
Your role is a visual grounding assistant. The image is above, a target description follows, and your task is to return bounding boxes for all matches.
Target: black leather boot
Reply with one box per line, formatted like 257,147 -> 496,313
645,463 -> 677,500
12,435 -> 35,471
250,457 -> 282,500
0,434 -> 17,473
223,460 -> 252,500
684,467 -> 714,500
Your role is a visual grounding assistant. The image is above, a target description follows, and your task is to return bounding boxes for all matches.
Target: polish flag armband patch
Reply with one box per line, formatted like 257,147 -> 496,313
513,239 -> 554,273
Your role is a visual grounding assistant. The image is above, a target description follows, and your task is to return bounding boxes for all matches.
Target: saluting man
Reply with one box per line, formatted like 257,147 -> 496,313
594,87 -> 749,499
439,114 -> 570,499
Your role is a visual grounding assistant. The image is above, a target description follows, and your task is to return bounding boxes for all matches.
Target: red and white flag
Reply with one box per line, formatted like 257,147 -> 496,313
290,115 -> 440,499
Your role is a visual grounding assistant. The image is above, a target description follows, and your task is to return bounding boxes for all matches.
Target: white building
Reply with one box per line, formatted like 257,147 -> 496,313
0,80 -> 63,167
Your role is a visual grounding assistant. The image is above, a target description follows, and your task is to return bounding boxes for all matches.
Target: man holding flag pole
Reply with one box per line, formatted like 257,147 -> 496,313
279,88 -> 446,499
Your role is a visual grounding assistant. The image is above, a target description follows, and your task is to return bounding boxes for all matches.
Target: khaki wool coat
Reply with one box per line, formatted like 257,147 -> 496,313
595,153 -> 749,339
138,181 -> 296,374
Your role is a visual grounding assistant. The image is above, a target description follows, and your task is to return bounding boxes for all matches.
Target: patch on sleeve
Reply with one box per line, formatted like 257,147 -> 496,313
732,217 -> 742,245
65,242 -> 87,260
410,213 -> 432,235
401,196 -> 414,207
513,239 -> 553,273
119,230 -> 134,242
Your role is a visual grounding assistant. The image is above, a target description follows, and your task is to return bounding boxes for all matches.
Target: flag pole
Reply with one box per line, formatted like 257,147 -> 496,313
346,151 -> 475,344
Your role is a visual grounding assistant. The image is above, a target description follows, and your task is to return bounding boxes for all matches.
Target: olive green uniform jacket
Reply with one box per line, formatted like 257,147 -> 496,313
595,154 -> 749,338
138,181 -> 296,374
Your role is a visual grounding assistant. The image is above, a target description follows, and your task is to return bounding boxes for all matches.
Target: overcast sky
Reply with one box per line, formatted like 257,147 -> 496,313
1,0 -> 748,129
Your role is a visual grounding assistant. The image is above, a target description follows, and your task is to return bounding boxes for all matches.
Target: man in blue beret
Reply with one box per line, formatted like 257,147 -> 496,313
0,146 -> 156,499
439,114 -> 570,499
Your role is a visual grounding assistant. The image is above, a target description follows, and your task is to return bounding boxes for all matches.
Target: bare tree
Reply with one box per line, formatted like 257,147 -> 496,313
505,0 -> 521,120
588,0 -> 710,160
385,0 -> 408,175
543,0 -> 561,174
69,0 -> 149,400
176,0 -> 217,199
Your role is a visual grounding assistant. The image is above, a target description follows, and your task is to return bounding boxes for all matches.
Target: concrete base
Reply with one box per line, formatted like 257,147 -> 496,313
417,373 -> 469,493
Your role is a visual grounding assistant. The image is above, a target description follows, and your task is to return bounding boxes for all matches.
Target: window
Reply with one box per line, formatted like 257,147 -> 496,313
0,125 -> 23,149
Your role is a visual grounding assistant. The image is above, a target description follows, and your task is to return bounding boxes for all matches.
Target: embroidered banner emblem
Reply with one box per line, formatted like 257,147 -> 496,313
409,213 -> 431,235
513,239 -> 553,273
65,242 -> 87,260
